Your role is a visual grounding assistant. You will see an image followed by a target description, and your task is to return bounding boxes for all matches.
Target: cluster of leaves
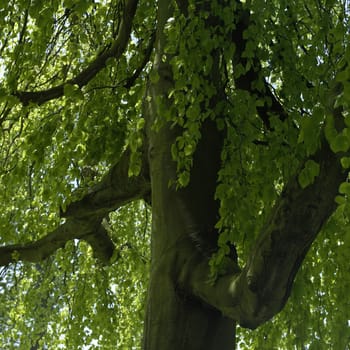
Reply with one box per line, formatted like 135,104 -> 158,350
0,0 -> 154,240
213,1 -> 342,234
1,0 -> 350,348
162,1 -> 236,187
237,206 -> 350,349
212,0 -> 350,347
0,0 -> 154,348
0,201 -> 150,349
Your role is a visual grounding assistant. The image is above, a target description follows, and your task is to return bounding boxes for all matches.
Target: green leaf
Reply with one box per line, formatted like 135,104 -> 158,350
340,157 -> 350,168
298,119 -> 319,154
335,68 -> 350,82
335,195 -> 346,204
75,0 -> 91,15
184,143 -> 194,156
330,133 -> 350,153
136,118 -> 145,130
298,160 -> 320,189
63,83 -> 84,100
339,182 -> 350,196
178,171 -> 190,187
324,115 -> 337,144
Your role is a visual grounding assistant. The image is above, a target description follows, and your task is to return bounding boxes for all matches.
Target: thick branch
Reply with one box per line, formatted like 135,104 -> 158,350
0,149 -> 150,266
62,149 -> 150,219
14,0 -> 139,106
0,218 -> 87,266
185,133 -> 346,329
232,8 -> 288,128
0,217 -> 116,266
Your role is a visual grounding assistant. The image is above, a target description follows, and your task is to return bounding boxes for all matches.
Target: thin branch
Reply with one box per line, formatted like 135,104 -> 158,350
0,216 -> 114,266
84,29 -> 156,93
14,0 -> 139,106
62,148 -> 150,219
123,30 -> 156,89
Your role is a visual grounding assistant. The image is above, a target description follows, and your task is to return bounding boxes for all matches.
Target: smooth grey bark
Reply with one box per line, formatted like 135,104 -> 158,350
143,105 -> 235,348
142,2 -> 236,349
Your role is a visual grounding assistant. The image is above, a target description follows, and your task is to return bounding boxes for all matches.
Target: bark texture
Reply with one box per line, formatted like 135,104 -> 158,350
142,2 -> 236,349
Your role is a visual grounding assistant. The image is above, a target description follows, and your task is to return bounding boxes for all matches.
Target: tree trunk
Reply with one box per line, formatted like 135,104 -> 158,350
143,108 -> 236,348
143,82 -> 236,349
142,3 -> 235,348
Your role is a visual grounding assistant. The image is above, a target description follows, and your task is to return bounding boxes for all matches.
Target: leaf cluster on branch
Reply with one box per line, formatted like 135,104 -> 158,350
1,0 -> 350,348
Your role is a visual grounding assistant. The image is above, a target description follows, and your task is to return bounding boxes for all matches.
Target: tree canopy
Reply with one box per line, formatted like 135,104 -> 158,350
0,0 -> 350,349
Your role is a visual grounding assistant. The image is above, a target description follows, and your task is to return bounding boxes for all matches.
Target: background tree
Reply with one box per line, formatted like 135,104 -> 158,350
0,0 -> 350,349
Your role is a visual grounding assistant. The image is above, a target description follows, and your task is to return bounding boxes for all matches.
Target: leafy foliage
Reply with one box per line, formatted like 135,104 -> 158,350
1,0 -> 350,348
0,201 -> 150,349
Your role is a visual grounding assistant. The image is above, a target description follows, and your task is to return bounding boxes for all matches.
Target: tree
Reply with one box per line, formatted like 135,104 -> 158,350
0,0 -> 350,348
